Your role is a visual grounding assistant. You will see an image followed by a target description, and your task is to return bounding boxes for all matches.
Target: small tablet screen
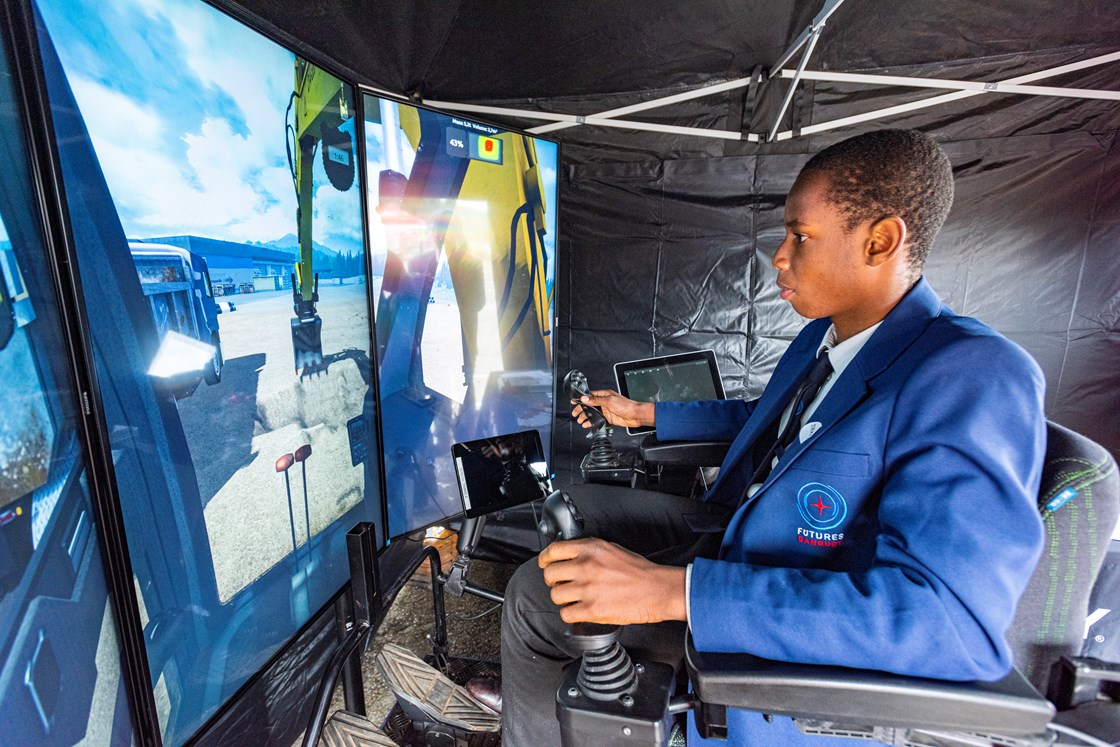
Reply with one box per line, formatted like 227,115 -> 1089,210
614,351 -> 725,435
452,430 -> 548,519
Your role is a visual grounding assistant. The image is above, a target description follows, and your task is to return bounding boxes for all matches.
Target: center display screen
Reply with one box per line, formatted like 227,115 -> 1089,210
363,96 -> 559,537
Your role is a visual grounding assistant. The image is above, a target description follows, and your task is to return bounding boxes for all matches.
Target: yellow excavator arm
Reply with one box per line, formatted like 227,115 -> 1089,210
289,59 -> 355,374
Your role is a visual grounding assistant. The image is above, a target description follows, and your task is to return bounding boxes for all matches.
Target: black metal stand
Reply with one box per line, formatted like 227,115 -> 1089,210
334,592 -> 366,716
302,522 -> 379,747
442,516 -> 505,604
427,546 -> 449,672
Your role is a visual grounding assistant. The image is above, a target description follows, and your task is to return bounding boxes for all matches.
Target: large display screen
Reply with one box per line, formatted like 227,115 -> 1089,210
364,96 -> 559,536
0,21 -> 135,745
37,0 -> 380,742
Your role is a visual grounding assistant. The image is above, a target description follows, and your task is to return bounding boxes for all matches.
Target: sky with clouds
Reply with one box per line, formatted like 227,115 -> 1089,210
38,0 -> 365,256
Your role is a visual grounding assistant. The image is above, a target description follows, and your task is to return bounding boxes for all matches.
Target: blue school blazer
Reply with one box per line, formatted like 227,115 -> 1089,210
656,278 -> 1046,745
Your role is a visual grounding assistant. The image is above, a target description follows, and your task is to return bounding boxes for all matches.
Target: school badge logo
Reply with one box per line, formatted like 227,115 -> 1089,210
796,482 -> 847,531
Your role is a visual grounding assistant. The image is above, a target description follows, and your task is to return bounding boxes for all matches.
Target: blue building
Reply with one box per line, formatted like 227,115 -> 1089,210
138,235 -> 296,294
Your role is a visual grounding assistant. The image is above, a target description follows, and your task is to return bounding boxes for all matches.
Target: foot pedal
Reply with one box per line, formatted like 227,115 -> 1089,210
374,643 -> 500,733
322,710 -> 397,747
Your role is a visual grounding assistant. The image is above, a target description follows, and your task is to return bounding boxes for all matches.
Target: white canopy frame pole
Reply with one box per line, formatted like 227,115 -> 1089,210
764,0 -> 850,142
784,69 -> 1120,101
525,76 -> 761,138
420,99 -> 750,140
421,0 -> 851,144
767,0 -> 850,78
766,24 -> 825,143
772,49 -> 1120,141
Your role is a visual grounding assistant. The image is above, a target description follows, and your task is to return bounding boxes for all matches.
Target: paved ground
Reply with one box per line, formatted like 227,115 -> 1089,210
176,281 -> 372,601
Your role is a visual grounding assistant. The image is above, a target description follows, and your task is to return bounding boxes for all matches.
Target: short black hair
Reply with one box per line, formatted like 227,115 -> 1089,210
799,129 -> 954,275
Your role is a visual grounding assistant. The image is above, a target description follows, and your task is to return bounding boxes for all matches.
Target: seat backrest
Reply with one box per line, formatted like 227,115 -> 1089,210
1008,421 -> 1120,691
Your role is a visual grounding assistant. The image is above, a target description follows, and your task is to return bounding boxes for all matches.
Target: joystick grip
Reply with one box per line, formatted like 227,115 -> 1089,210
538,491 -> 637,703
565,368 -> 592,401
563,369 -> 607,434
538,490 -> 585,541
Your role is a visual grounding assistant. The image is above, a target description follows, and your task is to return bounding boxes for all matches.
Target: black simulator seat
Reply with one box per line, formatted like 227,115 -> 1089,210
683,420 -> 1120,744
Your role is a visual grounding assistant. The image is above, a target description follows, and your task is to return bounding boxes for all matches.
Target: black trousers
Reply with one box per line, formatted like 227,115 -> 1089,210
499,483 -> 728,747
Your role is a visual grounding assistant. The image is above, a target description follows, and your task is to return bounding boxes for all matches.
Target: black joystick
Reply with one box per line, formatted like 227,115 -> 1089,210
564,369 -> 632,484
539,495 -> 678,744
563,369 -> 608,436
538,491 -> 638,702
538,490 -> 585,541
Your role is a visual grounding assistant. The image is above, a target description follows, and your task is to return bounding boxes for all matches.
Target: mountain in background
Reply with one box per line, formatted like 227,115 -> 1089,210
257,233 -> 339,256
250,234 -> 371,278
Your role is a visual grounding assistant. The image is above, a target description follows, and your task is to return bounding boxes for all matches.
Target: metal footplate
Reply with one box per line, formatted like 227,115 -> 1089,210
321,710 -> 397,747
373,643 -> 500,733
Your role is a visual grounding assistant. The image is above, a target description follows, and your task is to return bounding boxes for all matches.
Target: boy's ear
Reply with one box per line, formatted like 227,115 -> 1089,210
866,216 -> 907,267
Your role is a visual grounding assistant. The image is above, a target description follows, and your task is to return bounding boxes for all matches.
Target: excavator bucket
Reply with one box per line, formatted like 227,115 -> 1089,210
291,315 -> 323,374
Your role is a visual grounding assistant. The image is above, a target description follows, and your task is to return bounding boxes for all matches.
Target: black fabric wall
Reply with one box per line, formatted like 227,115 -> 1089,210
552,129 -> 1120,480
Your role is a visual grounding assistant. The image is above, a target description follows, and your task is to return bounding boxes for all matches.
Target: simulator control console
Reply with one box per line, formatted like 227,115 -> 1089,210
564,369 -> 640,485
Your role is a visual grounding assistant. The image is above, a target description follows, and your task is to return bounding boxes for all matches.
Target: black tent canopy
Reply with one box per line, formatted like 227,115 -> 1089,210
223,1 -> 1120,104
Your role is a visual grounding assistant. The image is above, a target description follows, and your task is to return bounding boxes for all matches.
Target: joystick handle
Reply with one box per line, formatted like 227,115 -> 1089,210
563,369 -> 607,434
536,490 -> 637,702
538,490 -> 585,542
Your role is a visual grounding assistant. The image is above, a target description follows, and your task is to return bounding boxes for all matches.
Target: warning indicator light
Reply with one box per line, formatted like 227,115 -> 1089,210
470,134 -> 503,164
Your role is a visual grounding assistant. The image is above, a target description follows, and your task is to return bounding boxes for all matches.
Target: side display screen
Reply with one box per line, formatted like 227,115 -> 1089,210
0,19 -> 135,745
36,0 -> 380,742
364,96 -> 559,537
452,430 -> 548,520
622,359 -> 722,403
614,351 -> 725,436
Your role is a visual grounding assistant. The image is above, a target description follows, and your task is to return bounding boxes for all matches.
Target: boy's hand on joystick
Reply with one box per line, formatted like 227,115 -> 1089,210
538,538 -> 688,625
564,368 -> 655,430
571,389 -> 655,430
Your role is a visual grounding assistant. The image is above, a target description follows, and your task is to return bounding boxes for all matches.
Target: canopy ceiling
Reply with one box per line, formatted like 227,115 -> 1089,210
214,1 -> 1120,161
220,1 -> 1120,101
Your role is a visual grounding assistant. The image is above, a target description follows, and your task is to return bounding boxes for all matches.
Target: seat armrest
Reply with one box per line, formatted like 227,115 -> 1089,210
1049,656 -> 1120,709
685,639 -> 1055,736
639,435 -> 731,467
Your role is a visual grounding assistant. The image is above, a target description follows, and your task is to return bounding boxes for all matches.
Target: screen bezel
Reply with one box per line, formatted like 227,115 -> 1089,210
613,350 -> 725,436
451,429 -> 547,520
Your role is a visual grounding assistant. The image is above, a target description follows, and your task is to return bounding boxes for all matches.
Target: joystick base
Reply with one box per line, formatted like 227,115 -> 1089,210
556,658 -> 675,747
580,450 -> 637,485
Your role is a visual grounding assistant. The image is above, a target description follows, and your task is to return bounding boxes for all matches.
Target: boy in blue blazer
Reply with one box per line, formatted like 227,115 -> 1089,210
500,129 -> 1046,746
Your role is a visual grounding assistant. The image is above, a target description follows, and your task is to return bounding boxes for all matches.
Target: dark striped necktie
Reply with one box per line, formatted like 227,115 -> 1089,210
746,350 -> 833,489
